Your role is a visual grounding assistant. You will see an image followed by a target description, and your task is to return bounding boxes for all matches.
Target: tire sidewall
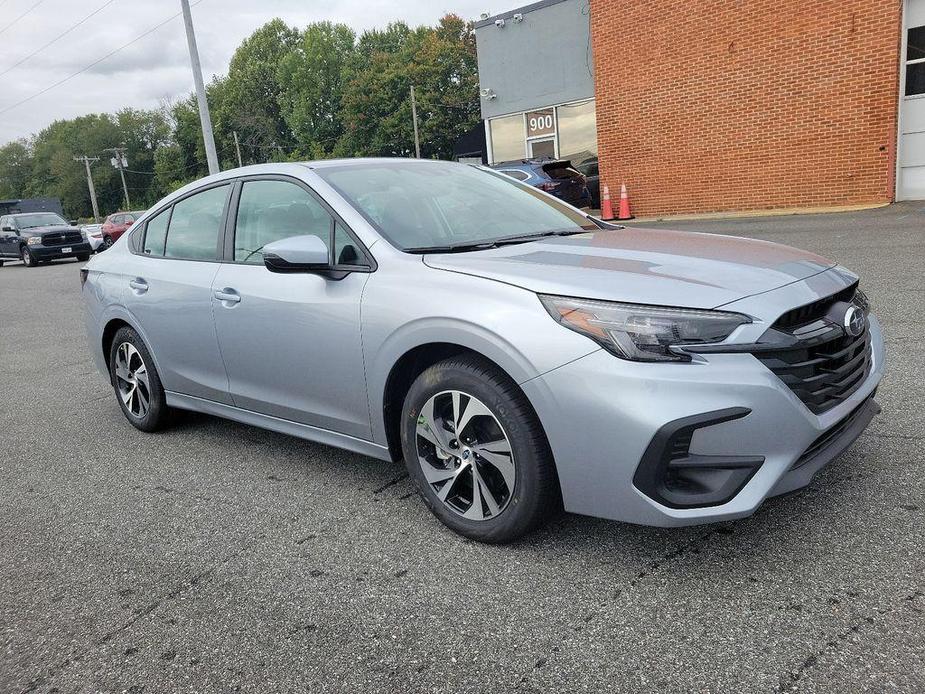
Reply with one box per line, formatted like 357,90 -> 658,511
21,246 -> 34,267
401,360 -> 549,543
109,327 -> 169,432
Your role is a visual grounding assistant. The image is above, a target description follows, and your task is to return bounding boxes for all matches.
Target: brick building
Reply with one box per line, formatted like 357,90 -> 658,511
475,0 -> 924,216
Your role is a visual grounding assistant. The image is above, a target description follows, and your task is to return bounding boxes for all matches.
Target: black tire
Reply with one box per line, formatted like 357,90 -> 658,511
400,355 -> 559,543
20,246 -> 36,268
102,236 -> 113,250
76,254 -> 90,262
108,326 -> 172,432
0,259 -> 4,267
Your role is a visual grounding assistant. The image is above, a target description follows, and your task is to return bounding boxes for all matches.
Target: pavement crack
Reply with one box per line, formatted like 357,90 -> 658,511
373,473 -> 408,495
777,587 -> 925,692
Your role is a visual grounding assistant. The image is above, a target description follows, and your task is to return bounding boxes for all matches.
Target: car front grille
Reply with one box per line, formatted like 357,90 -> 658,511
41,231 -> 83,246
754,327 -> 872,415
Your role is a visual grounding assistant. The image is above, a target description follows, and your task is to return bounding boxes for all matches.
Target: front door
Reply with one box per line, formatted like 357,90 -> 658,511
210,178 -> 372,439
0,217 -> 16,256
120,184 -> 233,404
900,0 -> 925,199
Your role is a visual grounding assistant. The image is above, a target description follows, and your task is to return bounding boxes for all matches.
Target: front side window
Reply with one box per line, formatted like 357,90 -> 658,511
142,208 -> 170,256
163,185 -> 228,261
318,161 -> 596,251
500,169 -> 530,181
233,180 -> 333,264
907,26 -> 925,96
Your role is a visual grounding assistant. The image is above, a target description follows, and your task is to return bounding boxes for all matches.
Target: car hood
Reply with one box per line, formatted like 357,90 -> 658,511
422,228 -> 837,309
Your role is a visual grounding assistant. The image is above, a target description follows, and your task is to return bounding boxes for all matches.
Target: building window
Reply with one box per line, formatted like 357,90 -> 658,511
556,100 -> 598,161
907,26 -> 925,97
489,114 -> 526,162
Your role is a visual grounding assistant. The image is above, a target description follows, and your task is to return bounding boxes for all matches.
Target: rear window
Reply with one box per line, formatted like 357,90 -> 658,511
542,162 -> 583,180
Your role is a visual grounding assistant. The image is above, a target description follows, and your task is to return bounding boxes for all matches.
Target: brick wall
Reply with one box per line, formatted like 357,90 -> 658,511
590,0 -> 902,217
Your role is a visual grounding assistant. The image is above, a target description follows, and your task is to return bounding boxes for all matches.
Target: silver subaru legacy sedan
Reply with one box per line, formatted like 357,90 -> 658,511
81,159 -> 884,543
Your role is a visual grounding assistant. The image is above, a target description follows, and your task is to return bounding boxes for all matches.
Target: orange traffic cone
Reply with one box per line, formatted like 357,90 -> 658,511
617,182 -> 634,220
600,185 -> 615,221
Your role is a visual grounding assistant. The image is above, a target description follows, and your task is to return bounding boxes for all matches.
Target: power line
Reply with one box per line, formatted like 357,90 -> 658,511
0,0 -> 205,117
0,0 -> 46,37
0,0 -> 120,78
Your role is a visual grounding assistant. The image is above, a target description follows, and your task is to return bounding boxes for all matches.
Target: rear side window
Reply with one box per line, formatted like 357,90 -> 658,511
142,209 -> 170,256
233,180 -> 332,264
164,185 -> 228,261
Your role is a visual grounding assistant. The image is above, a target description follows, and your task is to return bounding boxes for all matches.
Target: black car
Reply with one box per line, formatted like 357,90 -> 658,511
491,159 -> 592,208
0,212 -> 92,268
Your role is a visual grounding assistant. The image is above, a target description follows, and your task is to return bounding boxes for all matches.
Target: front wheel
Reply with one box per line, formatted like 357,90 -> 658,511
20,246 -> 36,267
102,236 -> 114,250
109,326 -> 172,432
400,356 -> 559,543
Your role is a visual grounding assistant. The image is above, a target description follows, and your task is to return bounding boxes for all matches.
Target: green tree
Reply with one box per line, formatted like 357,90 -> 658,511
0,140 -> 34,199
336,15 -> 479,160
216,18 -> 300,164
277,21 -> 356,158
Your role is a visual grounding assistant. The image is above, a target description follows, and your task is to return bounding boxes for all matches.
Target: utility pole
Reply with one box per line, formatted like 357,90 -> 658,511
73,155 -> 100,223
105,147 -> 131,209
410,85 -> 421,158
180,0 -> 219,175
232,131 -> 243,168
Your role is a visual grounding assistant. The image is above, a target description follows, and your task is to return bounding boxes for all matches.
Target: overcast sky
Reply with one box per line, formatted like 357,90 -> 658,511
0,0 -> 503,145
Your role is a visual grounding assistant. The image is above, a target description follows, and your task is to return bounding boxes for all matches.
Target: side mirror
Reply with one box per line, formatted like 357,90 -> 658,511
1,225 -> 14,233
263,235 -> 330,273
125,220 -> 134,227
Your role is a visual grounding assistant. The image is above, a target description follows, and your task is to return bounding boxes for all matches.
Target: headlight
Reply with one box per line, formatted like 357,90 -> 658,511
539,295 -> 751,362
27,236 -> 41,246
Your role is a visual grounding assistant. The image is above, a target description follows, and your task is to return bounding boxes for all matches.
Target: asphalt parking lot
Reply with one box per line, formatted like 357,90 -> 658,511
1,202 -> 924,694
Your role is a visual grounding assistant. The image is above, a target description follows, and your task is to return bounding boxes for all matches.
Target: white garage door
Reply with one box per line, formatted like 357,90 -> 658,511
899,0 -> 925,199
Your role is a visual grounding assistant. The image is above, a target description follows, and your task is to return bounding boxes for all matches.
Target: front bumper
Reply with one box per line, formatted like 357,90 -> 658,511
31,242 -> 93,260
521,314 -> 885,527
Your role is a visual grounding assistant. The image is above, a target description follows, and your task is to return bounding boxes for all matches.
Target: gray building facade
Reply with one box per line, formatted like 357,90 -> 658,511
474,0 -> 596,164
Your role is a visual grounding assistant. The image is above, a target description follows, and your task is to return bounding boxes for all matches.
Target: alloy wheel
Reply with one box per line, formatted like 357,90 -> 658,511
21,247 -> 32,266
114,342 -> 151,418
103,236 -> 113,249
415,390 -> 516,521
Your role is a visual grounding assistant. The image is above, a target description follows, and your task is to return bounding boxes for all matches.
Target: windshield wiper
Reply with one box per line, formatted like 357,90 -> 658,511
405,229 -> 590,254
405,241 -> 500,254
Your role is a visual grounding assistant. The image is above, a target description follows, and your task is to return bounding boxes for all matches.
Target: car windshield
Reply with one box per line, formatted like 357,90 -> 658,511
16,213 -> 67,228
316,160 -> 598,252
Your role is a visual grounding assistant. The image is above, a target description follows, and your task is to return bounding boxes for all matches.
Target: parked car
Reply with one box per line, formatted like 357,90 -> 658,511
574,156 -> 600,209
100,210 -> 145,249
491,158 -> 592,208
0,212 -> 92,267
80,223 -> 105,252
82,160 -> 883,543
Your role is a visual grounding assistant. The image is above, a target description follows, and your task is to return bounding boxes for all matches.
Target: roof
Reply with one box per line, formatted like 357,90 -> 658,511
473,0 -> 571,29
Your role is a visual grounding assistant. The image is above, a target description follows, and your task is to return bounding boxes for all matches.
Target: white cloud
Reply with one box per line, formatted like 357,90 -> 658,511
0,0 -> 503,143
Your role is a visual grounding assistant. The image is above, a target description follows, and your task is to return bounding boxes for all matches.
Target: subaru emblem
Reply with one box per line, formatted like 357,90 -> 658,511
843,305 -> 866,338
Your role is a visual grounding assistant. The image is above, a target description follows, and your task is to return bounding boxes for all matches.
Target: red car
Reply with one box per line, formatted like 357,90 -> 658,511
100,210 -> 145,249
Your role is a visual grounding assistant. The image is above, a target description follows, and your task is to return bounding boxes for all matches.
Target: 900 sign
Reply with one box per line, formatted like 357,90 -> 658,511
526,108 -> 555,137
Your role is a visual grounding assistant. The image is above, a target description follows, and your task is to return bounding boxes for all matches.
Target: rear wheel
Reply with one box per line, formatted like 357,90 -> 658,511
109,326 -> 172,432
400,356 -> 559,543
20,246 -> 36,268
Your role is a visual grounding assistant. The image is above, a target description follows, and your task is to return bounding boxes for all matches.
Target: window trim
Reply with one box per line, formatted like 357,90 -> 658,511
223,173 -> 377,273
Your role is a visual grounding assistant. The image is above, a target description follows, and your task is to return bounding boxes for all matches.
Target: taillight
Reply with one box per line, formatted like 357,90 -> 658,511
80,268 -> 89,288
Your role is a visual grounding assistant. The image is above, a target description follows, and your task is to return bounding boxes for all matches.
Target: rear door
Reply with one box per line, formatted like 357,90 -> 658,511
210,176 -> 374,438
119,183 -> 233,404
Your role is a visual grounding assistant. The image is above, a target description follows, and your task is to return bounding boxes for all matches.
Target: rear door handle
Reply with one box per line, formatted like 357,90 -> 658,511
129,278 -> 148,293
214,288 -> 241,305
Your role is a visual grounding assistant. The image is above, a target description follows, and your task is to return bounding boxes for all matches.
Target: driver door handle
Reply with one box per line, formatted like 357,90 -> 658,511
129,278 -> 148,293
214,288 -> 241,305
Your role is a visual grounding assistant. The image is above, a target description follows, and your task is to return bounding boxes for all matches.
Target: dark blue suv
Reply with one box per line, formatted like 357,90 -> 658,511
491,159 -> 592,208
